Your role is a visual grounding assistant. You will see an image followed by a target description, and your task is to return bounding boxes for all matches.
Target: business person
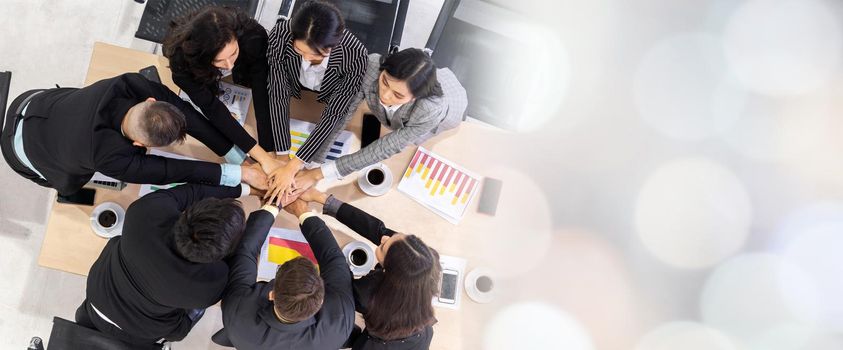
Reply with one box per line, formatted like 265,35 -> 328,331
263,0 -> 367,204
75,183 -> 255,345
213,199 -> 355,350
299,189 -> 440,349
293,48 -> 467,191
163,6 -> 284,174
0,73 -> 266,196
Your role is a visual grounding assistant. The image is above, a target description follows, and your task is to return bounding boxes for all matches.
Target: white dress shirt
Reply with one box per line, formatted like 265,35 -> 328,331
380,102 -> 404,118
299,57 -> 329,91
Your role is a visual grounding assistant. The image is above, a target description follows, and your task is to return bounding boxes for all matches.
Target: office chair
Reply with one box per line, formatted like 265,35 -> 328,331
40,317 -> 164,350
134,0 -> 262,44
0,71 -> 11,129
279,0 -> 409,55
424,0 -> 460,54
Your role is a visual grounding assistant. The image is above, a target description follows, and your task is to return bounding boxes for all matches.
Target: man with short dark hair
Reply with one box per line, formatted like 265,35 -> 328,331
0,73 -> 265,197
212,199 -> 355,349
76,183 -> 255,345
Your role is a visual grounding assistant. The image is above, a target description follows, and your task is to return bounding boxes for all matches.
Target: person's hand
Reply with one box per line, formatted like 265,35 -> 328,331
265,161 -> 301,206
241,164 -> 268,191
290,168 -> 322,197
250,187 -> 267,198
258,156 -> 286,176
283,199 -> 309,217
299,187 -> 328,204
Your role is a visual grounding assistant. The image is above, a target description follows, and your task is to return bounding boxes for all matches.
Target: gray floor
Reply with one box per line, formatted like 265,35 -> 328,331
0,0 -> 443,348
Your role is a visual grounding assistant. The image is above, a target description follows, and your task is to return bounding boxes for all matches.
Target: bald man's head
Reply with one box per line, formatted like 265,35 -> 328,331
124,99 -> 187,147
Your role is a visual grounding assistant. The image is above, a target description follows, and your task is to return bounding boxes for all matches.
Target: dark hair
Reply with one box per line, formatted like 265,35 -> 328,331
380,48 -> 443,99
364,235 -> 441,340
138,101 -> 187,147
291,1 -> 345,54
273,257 -> 325,322
173,198 -> 246,263
163,6 -> 250,93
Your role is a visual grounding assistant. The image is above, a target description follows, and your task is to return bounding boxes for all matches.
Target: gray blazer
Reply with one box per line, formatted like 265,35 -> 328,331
334,54 -> 467,176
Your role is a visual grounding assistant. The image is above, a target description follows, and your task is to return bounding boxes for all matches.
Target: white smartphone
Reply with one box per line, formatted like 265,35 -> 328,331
438,268 -> 459,304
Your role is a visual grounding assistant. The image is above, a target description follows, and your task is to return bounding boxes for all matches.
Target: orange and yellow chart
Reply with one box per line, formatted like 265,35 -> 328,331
257,227 -> 317,280
397,147 -> 481,224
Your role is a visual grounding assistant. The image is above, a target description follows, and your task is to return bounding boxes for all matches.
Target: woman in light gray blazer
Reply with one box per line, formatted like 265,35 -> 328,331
292,48 -> 468,191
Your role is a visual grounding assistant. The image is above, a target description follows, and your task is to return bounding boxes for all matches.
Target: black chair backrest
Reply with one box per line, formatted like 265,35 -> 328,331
46,317 -> 161,350
0,71 -> 11,128
286,0 -> 406,55
424,0 -> 460,52
135,0 -> 260,44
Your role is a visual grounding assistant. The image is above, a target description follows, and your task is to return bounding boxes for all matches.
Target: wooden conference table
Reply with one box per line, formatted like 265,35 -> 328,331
37,42 -> 522,349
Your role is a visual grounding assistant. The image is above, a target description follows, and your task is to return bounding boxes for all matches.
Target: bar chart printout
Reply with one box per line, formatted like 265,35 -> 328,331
289,119 -> 353,163
257,227 -> 317,280
397,147 -> 481,224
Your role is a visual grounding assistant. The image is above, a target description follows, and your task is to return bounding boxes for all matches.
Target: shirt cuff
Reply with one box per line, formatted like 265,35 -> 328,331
323,194 -> 343,217
240,184 -> 251,197
220,164 -> 242,187
320,162 -> 342,183
223,146 -> 248,164
298,211 -> 317,225
261,204 -> 280,217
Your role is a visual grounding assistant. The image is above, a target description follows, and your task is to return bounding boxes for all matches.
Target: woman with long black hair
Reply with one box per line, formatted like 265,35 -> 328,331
163,6 -> 283,177
299,188 -> 440,350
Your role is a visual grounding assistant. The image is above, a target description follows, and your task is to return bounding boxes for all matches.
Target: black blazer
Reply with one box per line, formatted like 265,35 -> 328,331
220,212 -> 355,350
21,73 -> 236,195
84,184 -> 243,343
171,18 -> 269,154
263,20 -> 368,161
327,200 -> 434,350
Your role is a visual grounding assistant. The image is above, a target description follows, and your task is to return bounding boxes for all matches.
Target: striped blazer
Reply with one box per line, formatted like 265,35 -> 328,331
263,20 -> 368,162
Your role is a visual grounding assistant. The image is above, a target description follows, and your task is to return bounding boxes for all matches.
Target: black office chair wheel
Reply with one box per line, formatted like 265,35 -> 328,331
27,337 -> 44,350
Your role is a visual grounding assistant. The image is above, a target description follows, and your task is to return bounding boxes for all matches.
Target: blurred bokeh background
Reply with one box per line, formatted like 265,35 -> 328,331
3,0 -> 843,349
472,0 -> 843,349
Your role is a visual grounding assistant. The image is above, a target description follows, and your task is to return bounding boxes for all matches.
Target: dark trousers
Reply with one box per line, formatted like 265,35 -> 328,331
0,89 -> 51,188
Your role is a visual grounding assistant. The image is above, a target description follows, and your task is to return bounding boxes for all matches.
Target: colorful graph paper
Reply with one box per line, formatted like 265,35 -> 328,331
258,227 -> 317,280
289,119 -> 353,162
398,147 -> 481,224
179,81 -> 251,125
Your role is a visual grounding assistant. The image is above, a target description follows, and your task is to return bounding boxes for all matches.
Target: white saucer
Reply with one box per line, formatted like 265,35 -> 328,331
90,202 -> 125,239
465,268 -> 496,304
342,241 -> 377,277
357,163 -> 393,197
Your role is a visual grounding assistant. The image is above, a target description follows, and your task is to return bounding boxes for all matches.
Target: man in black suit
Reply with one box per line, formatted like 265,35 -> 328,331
212,199 -> 355,350
75,182 -> 256,345
0,73 -> 265,196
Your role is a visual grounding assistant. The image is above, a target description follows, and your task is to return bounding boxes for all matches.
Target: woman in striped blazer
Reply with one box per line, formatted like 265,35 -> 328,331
262,0 -> 368,204
291,48 -> 468,191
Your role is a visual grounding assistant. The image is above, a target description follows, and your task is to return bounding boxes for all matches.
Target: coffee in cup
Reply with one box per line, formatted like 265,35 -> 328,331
97,209 -> 118,229
476,275 -> 493,293
350,248 -> 368,267
366,167 -> 385,186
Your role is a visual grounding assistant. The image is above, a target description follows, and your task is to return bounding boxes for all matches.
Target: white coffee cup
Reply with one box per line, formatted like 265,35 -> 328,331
342,241 -> 376,277
357,163 -> 393,197
90,202 -> 125,238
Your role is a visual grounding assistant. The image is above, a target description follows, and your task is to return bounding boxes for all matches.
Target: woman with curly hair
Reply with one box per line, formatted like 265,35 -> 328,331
163,6 -> 283,176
